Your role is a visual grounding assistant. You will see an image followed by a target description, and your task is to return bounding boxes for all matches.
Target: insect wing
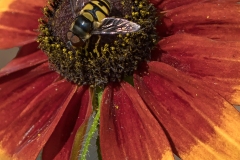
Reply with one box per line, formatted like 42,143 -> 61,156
69,0 -> 90,17
92,17 -> 140,34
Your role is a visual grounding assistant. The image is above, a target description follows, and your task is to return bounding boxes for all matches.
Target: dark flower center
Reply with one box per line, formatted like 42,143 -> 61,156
37,0 -> 158,87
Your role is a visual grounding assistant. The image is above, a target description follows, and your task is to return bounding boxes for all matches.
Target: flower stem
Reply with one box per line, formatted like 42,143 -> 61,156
80,109 -> 100,160
79,87 -> 103,160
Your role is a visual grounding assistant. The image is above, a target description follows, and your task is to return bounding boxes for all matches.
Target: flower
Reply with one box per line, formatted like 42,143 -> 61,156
0,0 -> 240,160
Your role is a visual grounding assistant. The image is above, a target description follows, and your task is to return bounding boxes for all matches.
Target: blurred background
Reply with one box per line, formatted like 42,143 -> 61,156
0,47 -> 18,68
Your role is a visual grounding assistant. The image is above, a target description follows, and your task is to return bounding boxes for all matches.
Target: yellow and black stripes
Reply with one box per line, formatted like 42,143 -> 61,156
81,0 -> 111,22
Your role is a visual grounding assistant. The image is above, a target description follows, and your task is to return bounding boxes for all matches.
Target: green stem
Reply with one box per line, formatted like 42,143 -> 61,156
79,87 -> 103,160
80,109 -> 100,160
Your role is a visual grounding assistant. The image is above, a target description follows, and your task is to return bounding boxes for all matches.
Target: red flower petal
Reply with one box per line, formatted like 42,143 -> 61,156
0,0 -> 45,49
0,42 -> 48,77
42,86 -> 92,160
157,0 -> 202,10
157,0 -> 239,10
160,1 -> 240,41
134,62 -> 240,159
15,42 -> 41,57
158,33 -> 240,105
100,83 -> 174,160
0,79 -> 77,159
0,63 -> 58,133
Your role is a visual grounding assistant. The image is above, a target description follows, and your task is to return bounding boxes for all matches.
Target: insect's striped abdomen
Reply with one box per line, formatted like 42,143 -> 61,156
81,0 -> 111,22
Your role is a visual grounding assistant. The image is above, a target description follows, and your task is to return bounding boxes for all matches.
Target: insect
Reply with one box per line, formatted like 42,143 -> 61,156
67,0 -> 140,47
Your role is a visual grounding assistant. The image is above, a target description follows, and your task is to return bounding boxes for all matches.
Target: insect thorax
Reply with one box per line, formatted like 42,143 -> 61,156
71,15 -> 93,39
69,0 -> 112,41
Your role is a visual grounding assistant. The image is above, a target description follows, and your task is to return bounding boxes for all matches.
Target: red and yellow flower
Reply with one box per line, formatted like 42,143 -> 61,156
0,0 -> 240,159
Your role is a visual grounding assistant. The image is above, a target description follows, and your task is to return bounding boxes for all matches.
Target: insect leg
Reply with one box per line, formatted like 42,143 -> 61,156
93,35 -> 101,57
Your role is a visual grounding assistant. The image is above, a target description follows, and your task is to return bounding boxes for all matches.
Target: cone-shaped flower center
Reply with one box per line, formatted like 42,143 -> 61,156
37,0 -> 158,87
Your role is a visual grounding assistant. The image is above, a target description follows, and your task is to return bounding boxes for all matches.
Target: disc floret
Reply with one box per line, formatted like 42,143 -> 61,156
37,0 -> 158,87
